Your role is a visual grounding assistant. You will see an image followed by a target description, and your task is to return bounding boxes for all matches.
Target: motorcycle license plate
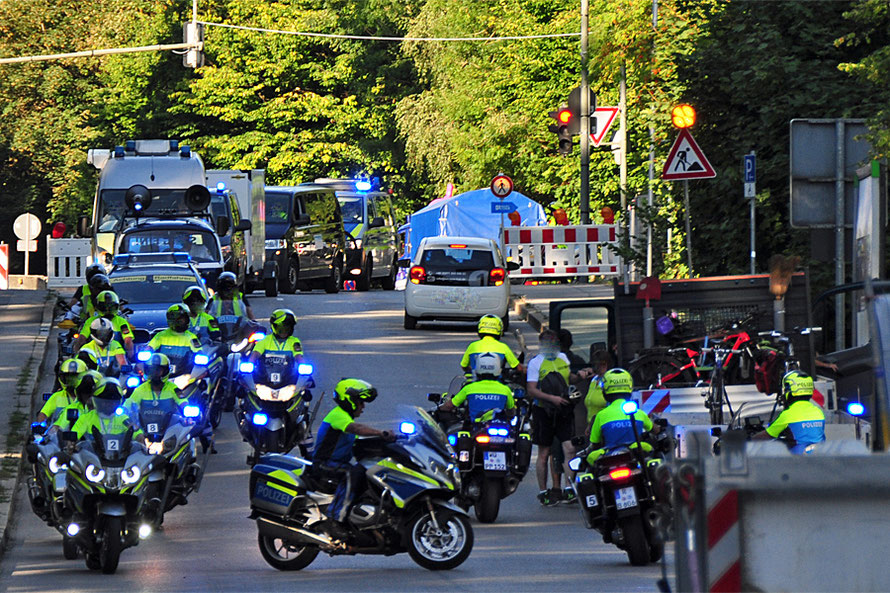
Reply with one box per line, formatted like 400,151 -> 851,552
270,372 -> 281,383
483,451 -> 507,471
147,423 -> 159,434
107,438 -> 120,451
585,494 -> 598,508
169,364 -> 177,374
614,487 -> 638,510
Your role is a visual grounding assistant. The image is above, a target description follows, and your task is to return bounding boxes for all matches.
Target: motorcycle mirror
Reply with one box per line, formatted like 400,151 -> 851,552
571,435 -> 587,448
427,393 -> 442,403
61,431 -> 78,443
710,427 -> 723,438
303,391 -> 313,402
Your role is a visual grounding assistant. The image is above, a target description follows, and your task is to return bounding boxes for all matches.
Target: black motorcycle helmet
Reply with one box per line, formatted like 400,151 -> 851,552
217,272 -> 237,299
85,263 -> 106,284
75,370 -> 104,406
88,273 -> 112,296
147,352 -> 171,383
166,303 -> 190,333
76,349 -> 99,371
91,377 -> 124,417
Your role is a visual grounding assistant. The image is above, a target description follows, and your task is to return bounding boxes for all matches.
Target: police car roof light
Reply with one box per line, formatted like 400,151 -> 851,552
125,140 -> 136,151
180,145 -> 191,158
355,180 -> 372,192
114,146 -> 125,158
169,140 -> 179,152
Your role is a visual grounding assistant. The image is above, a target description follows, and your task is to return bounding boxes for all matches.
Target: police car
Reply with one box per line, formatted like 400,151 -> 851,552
108,253 -> 209,344
401,236 -> 516,330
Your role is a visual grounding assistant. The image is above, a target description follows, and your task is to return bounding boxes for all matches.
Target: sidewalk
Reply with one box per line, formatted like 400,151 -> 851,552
510,281 -> 613,331
0,289 -> 54,556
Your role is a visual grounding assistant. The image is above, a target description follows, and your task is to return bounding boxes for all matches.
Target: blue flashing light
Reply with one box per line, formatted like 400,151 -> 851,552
172,252 -> 192,264
297,363 -> 313,376
487,427 -> 509,437
447,434 -> 457,447
126,376 -> 141,388
169,140 -> 179,151
216,182 -> 226,192
134,203 -> 143,211
137,351 -> 151,362
125,140 -> 136,151
355,180 -> 372,192
399,421 -> 417,435
252,413 -> 269,426
239,361 -> 255,374
847,402 -> 866,417
180,145 -> 191,158
194,354 -> 210,366
115,406 -> 124,416
621,400 -> 639,415
114,146 -> 125,158
183,405 -> 201,418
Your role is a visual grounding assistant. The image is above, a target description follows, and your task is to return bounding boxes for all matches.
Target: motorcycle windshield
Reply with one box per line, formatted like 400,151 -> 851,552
163,351 -> 193,377
138,399 -> 177,438
218,316 -> 247,342
396,405 -> 453,460
259,355 -> 295,388
91,431 -> 131,463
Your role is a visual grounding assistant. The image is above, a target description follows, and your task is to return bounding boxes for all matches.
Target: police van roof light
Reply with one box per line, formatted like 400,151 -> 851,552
114,146 -> 125,158
125,140 -> 136,151
180,145 -> 191,158
216,182 -> 226,192
355,180 -> 372,192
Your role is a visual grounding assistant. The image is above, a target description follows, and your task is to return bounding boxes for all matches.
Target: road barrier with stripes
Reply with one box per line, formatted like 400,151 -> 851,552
46,237 -> 92,289
0,244 -> 7,289
502,224 -> 620,278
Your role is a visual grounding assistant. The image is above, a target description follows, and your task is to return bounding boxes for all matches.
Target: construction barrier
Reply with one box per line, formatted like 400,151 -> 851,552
46,237 -> 92,289
502,224 -> 620,278
0,244 -> 7,290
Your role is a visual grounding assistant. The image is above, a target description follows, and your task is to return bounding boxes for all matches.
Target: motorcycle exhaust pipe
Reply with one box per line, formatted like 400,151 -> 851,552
504,476 -> 521,496
256,516 -> 333,548
27,478 -> 46,509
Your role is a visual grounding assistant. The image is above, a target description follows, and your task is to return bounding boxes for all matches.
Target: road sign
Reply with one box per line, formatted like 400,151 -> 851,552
13,213 -> 41,241
16,240 -> 37,252
491,201 -> 517,214
590,107 -> 619,147
744,154 -> 756,183
661,129 -> 716,180
490,174 -> 514,199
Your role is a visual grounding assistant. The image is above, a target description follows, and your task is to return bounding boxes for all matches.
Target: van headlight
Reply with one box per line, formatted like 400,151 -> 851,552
122,465 -> 142,485
85,464 -> 106,483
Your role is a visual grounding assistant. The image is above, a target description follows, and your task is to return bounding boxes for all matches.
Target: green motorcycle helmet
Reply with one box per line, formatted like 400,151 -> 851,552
95,290 -> 120,316
59,358 -> 88,390
334,378 -> 378,416
602,368 -> 634,403
166,303 -> 190,333
182,285 -> 207,315
270,309 -> 297,338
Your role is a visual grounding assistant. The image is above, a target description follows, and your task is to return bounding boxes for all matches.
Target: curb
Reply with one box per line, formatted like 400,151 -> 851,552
0,294 -> 56,558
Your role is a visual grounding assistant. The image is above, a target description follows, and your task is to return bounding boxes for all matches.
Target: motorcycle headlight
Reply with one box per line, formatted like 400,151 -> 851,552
256,384 -> 276,401
173,374 -> 192,390
136,350 -> 151,362
276,385 -> 298,401
85,464 -> 106,483
147,441 -> 164,455
568,457 -> 582,472
126,375 -> 141,389
122,465 -> 142,485
194,354 -> 210,366
48,455 -> 64,474
239,361 -> 255,373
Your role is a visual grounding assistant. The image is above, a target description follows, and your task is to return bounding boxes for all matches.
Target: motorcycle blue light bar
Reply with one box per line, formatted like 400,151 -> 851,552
399,421 -> 417,435
137,351 -> 151,362
621,400 -> 639,415
447,434 -> 457,446
297,363 -> 313,375
239,362 -> 255,373
194,354 -> 210,366
183,405 -> 201,418
487,427 -> 509,437
252,413 -> 269,426
126,376 -> 141,388
847,402 -> 865,417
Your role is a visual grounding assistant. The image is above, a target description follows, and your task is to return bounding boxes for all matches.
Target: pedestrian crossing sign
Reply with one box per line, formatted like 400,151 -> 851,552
661,128 -> 716,180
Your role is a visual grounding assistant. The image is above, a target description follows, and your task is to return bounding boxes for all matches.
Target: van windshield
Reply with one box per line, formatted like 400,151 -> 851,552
97,189 -> 188,233
265,192 -> 292,226
337,196 -> 364,225
118,229 -> 220,263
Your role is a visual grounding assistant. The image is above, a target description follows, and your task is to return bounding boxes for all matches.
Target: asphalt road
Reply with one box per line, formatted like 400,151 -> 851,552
1,288 -> 665,592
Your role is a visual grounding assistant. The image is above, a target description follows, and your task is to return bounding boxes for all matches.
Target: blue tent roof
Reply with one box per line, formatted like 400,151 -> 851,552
402,188 -> 546,260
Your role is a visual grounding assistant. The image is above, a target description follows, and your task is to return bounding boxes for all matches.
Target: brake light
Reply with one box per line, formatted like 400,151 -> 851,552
449,244 -> 467,248
475,434 -> 491,444
409,266 -> 426,284
489,267 -> 506,286
609,468 -> 632,480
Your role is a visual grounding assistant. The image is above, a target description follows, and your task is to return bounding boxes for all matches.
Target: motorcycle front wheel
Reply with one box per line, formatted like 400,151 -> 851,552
99,516 -> 123,574
408,511 -> 473,571
257,532 -> 319,571
474,478 -> 501,523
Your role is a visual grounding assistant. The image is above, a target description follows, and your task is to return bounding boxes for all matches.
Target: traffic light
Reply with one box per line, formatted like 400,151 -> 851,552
548,108 -> 574,155
183,22 -> 204,69
567,87 -> 596,135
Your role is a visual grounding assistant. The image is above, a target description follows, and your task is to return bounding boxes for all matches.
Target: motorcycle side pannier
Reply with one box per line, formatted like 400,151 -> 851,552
575,472 -> 601,528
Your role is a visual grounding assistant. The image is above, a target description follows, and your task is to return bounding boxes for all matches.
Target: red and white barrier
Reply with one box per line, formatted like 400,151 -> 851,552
0,244 -> 8,290
707,488 -> 741,592
639,389 -> 671,414
502,224 -> 620,278
46,237 -> 92,289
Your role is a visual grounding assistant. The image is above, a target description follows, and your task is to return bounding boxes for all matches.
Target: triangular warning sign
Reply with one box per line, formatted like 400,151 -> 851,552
590,107 -> 620,147
661,128 -> 716,180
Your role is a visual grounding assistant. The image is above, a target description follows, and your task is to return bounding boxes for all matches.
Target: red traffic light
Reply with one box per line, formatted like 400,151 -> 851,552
601,207 -> 614,224
557,109 -> 572,125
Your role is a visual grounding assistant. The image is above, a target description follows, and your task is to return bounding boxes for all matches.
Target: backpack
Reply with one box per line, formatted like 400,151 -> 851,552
754,348 -> 782,395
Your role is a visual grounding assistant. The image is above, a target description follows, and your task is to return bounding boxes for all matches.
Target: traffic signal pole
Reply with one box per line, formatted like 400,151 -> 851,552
579,0 -> 591,224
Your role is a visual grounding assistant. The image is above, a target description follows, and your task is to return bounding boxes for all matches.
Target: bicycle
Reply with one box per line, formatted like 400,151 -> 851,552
700,341 -> 749,425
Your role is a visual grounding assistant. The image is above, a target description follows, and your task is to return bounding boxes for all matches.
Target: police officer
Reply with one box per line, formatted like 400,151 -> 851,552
460,315 -> 522,374
753,370 -> 825,454
70,377 -> 144,442
64,263 -> 106,322
81,273 -> 113,322
50,370 -> 104,434
312,379 -> 394,533
147,304 -> 203,363
183,285 -> 220,345
36,358 -> 88,424
585,368 -> 657,465
79,317 -> 128,375
75,290 -> 135,359
207,271 -> 256,323
441,352 -> 515,423
126,353 -> 187,425
248,309 -> 303,365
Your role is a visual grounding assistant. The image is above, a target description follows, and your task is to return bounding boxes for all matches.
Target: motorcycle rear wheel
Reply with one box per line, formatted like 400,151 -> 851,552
257,532 -> 319,571
408,511 -> 473,571
620,515 -> 650,566
474,478 -> 501,523
99,516 -> 123,574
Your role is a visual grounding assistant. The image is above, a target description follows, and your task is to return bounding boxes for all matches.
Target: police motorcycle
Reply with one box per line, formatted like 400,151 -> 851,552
248,406 -> 473,571
568,400 -> 673,566
218,315 -> 264,413
235,355 -> 315,465
428,390 -> 531,523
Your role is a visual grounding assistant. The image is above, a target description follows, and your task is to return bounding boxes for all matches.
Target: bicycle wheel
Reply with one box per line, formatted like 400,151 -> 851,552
708,375 -> 725,425
628,353 -> 697,389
